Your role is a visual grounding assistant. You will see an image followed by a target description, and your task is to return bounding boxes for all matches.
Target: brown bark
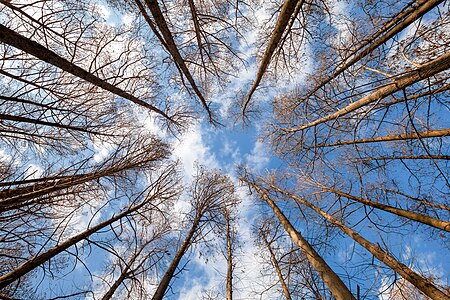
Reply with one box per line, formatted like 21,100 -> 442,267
151,218 -> 200,300
140,0 -> 214,122
0,149 -> 163,212
0,113 -> 103,135
0,197 -> 151,289
263,236 -> 292,300
242,178 -> 356,300
310,128 -> 450,148
242,0 -> 305,114
225,213 -> 233,300
364,155 -> 450,161
271,185 -> 450,299
0,24 -> 174,124
321,187 -> 450,232
100,271 -> 128,300
100,242 -> 150,300
283,51 -> 450,133
301,0 -> 444,102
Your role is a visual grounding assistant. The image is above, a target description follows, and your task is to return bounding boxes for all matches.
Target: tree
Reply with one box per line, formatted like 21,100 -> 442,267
152,167 -> 238,300
1,0 -> 449,298
0,162 -> 181,291
241,174 -> 356,300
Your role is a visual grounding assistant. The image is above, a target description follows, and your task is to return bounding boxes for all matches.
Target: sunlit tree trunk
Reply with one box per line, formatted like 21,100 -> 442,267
270,184 -> 449,299
283,51 -> 450,133
262,235 -> 292,300
242,177 -> 356,300
151,217 -> 200,300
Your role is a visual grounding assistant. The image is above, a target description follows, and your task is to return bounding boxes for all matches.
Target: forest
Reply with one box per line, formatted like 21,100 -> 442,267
0,0 -> 449,299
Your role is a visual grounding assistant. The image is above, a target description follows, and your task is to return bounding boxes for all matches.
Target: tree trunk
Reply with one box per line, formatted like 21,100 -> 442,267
242,0 -> 305,114
0,157 -> 158,212
284,51 -> 450,133
141,0 -> 213,122
0,198 -> 150,289
263,236 -> 292,300
242,178 -> 356,300
301,0 -> 444,101
272,184 -> 450,300
226,214 -> 233,300
311,129 -> 450,148
151,218 -> 200,300
0,25 -> 173,123
322,187 -> 450,232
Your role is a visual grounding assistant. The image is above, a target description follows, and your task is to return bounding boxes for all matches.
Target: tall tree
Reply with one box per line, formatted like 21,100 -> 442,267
152,167 -> 238,300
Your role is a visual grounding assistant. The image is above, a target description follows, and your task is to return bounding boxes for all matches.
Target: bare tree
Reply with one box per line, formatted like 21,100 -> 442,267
152,167 -> 238,300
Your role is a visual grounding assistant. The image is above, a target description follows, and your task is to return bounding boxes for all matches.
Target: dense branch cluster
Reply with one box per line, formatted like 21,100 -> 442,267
0,0 -> 449,299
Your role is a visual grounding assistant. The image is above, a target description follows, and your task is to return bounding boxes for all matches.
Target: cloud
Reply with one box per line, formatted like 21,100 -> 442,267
245,140 -> 270,171
172,123 -> 219,181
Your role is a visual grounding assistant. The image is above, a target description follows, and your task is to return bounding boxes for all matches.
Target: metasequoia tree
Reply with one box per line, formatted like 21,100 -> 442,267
1,0 -> 449,298
256,216 -> 327,299
152,167 -> 238,300
241,174 -> 356,300
256,217 -> 293,300
223,207 -> 238,300
0,163 -> 181,294
96,216 -> 173,300
0,136 -> 170,213
244,172 -> 450,299
109,0 -> 247,123
242,0 -> 307,114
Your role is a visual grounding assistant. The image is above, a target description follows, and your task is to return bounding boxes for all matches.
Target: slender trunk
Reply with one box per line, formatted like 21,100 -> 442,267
364,155 -> 450,161
152,218 -> 200,300
226,215 -> 233,300
0,25 -> 173,123
301,0 -> 443,101
310,129 -> 450,148
242,178 -> 356,300
271,185 -> 449,299
322,187 -> 450,232
382,189 -> 450,211
242,0 -> 305,114
0,198 -> 150,289
263,237 -> 292,300
0,156 -> 158,212
141,0 -> 213,122
0,113 -> 102,135
101,271 -> 128,300
100,243 -> 148,300
284,51 -> 450,133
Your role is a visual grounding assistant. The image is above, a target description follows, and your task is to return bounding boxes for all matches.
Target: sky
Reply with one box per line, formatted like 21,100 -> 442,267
1,0 -> 449,299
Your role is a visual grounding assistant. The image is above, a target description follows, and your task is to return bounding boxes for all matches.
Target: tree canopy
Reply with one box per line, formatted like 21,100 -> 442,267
0,0 -> 449,299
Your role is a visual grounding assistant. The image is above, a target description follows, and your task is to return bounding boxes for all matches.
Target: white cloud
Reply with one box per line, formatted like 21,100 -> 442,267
92,140 -> 114,163
245,140 -> 270,171
24,163 -> 43,179
172,123 -> 219,181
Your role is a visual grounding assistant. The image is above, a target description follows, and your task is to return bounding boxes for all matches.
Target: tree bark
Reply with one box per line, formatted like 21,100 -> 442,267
321,187 -> 450,232
310,128 -> 450,148
0,25 -> 174,123
242,0 -> 305,114
243,178 -> 356,300
0,197 -> 151,289
151,218 -> 200,300
301,0 -> 444,102
271,184 -> 450,300
226,214 -> 233,300
0,150 -> 162,212
263,236 -> 292,300
283,51 -> 450,133
141,0 -> 214,122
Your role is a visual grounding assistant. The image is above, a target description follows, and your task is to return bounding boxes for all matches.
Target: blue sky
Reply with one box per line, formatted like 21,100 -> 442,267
1,0 -> 449,299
